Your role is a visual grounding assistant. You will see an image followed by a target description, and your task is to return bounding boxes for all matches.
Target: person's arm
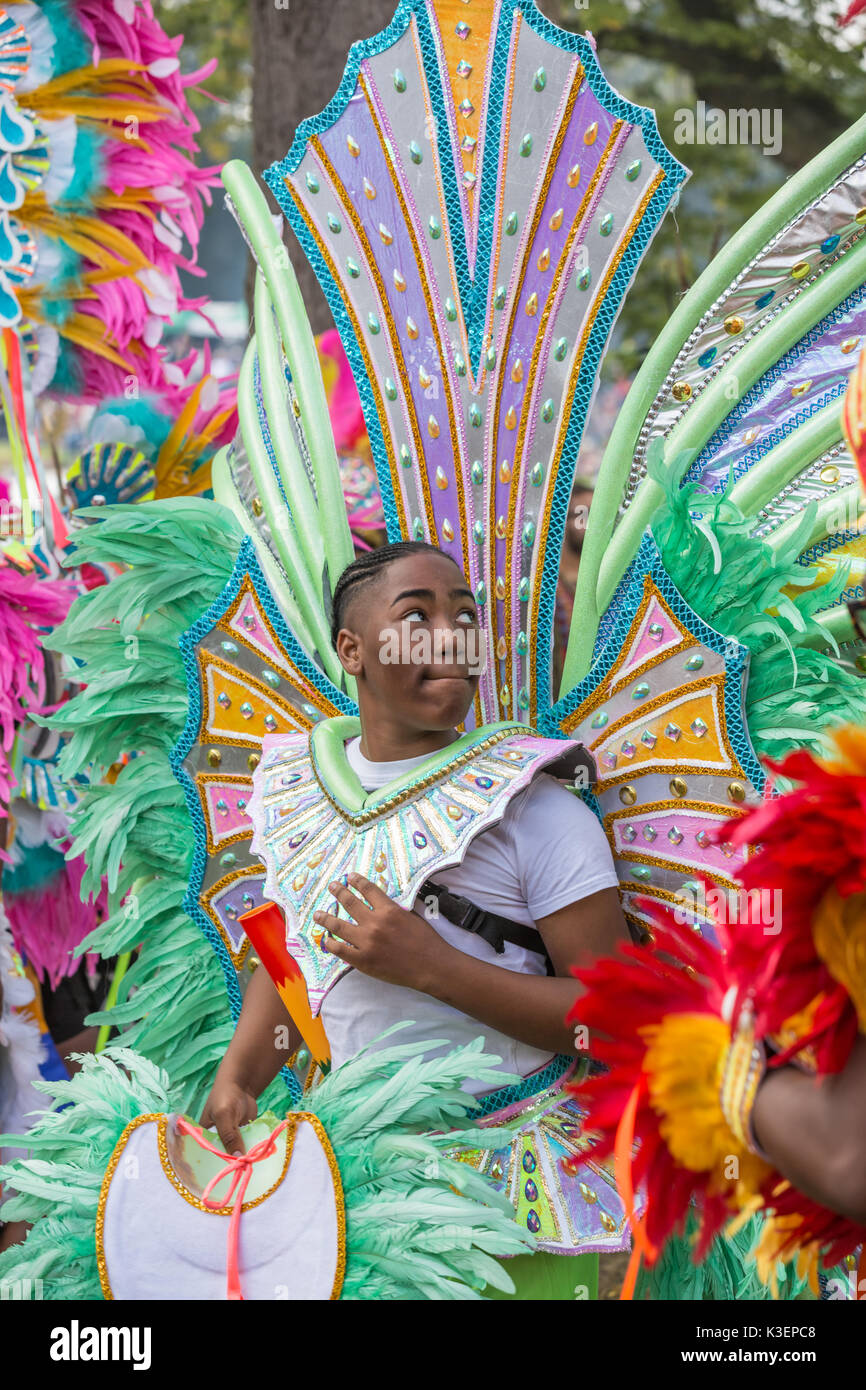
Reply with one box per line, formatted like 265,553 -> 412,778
200,963 -> 301,1154
316,877 -> 629,1057
750,1034 -> 866,1225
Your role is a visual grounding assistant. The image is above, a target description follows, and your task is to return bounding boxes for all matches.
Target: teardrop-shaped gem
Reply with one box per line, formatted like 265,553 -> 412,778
554,337 -> 568,362
442,518 -> 454,542
475,580 -> 487,604
485,344 -> 497,370
518,687 -> 530,710
394,69 -> 407,93
496,636 -> 507,660
516,631 -> 528,655
262,669 -> 280,688
541,399 -> 554,423
455,353 -> 467,377
385,378 -> 398,400
445,297 -> 458,321
305,171 -> 319,193
429,216 -> 442,240
511,359 -> 524,383
363,178 -> 376,200
791,259 -> 810,280
379,223 -> 393,245
446,804 -> 464,821
412,516 -> 424,540
697,347 -> 716,369
346,257 -> 360,278
495,576 -> 506,601
499,458 -> 512,483
470,403 -> 482,427
407,317 -> 420,339
434,465 -> 448,488
584,122 -> 598,145
207,750 -> 222,767
419,365 -> 431,389
400,445 -> 411,468
526,292 -> 538,316
374,851 -> 387,874
625,159 -> 642,181
473,520 -> 484,544
538,246 -> 550,272
578,266 -> 591,291
327,213 -> 341,234
685,653 -> 704,671
518,577 -> 530,602
494,284 -> 506,310
520,133 -> 533,157
549,207 -> 564,231
500,685 -> 511,707
413,831 -> 427,849
347,136 -> 360,158
292,870 -> 308,892
393,269 -> 406,292
428,415 -> 441,439
533,67 -> 547,92
471,460 -> 483,485
820,233 -> 841,255
409,141 -> 423,165
505,211 -> 518,236
567,163 -> 580,188
368,312 -> 381,335
495,516 -> 507,540
505,407 -> 517,432
522,521 -> 536,547
530,462 -> 543,487
599,212 -> 614,237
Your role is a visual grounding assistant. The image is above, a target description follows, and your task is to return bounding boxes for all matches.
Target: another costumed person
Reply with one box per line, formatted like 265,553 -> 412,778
1,0 -> 865,1300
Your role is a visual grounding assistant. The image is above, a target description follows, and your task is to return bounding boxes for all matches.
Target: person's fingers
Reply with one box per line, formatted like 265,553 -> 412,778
315,928 -> 354,962
327,879 -> 371,921
216,1115 -> 245,1155
348,873 -> 387,908
313,907 -> 361,946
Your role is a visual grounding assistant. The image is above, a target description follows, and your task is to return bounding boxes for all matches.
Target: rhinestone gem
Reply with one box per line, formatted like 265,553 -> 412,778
518,687 -> 530,710
642,825 -> 657,843
505,212 -> 519,236
621,740 -> 637,759
631,865 -> 651,880
724,314 -> 745,335
292,871 -> 307,892
305,171 -> 319,193
664,723 -> 681,741
400,445 -> 411,468
720,841 -> 736,858
496,636 -> 507,661
385,378 -> 398,400
668,826 -> 684,846
463,170 -> 477,189
474,580 -> 487,604
494,577 -> 505,601
567,163 -> 580,188
541,398 -> 554,423
347,136 -> 359,158
619,785 -> 637,806
237,798 -> 247,811
412,831 -> 427,849
685,653 -> 704,671
363,178 -> 376,200
511,359 -> 524,383
641,730 -> 657,749
428,216 -> 442,239
633,682 -> 650,699
695,830 -> 711,849
525,1178 -> 539,1202
591,711 -> 608,728
533,67 -> 547,92
505,407 -> 517,433
456,58 -> 472,78
248,753 -> 260,772
622,824 -> 637,843
518,578 -> 529,602
240,702 -> 254,720
625,159 -> 642,180
456,353 -> 468,377
394,269 -> 406,292
522,520 -> 536,547
407,317 -> 420,339
495,516 -> 506,540
550,208 -> 564,231
697,347 -> 716,368
577,267 -> 591,291
394,69 -> 407,93
499,685 -> 511,707
499,458 -> 512,483
221,641 -> 238,655
527,1209 -> 541,1234
216,798 -> 228,815
648,623 -> 664,642
264,714 -> 277,732
599,212 -> 613,236
262,669 -> 280,689
690,717 -> 708,738
435,465 -> 448,489
459,98 -> 474,118
728,781 -> 746,803
537,246 -> 550,272
221,852 -> 237,868
327,213 -> 341,234
755,290 -> 774,310
791,259 -> 810,280
530,462 -> 543,486
602,751 -> 617,770
217,692 -> 231,709
493,283 -> 506,309
520,134 -> 533,157
672,380 -> 692,402
455,20 -> 470,39
670,777 -> 688,798
584,121 -> 598,145
367,312 -> 380,336
409,141 -> 423,165
554,337 -> 568,361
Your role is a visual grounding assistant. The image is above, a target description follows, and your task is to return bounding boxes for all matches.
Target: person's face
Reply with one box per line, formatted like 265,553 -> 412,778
336,551 -> 481,732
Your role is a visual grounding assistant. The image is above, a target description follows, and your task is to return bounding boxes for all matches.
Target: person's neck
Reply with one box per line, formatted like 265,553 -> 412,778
356,720 -> 460,764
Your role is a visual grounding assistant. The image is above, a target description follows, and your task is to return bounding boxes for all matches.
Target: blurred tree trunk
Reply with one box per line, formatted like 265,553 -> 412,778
248,0 -> 398,332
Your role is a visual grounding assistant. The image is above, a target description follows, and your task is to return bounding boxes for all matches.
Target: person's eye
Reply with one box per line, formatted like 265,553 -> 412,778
456,609 -> 477,625
403,608 -> 426,622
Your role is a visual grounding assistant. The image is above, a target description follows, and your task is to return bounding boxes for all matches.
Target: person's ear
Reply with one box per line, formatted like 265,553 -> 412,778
336,627 -> 362,677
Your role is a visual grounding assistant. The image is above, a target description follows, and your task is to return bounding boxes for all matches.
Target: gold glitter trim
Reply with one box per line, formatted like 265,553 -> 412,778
488,64 -> 590,714
198,649 -> 313,746
358,71 -> 471,582
559,577 -> 697,733
532,168 -> 665,720
310,131 -> 437,548
219,575 -> 338,717
155,1113 -> 297,1214
193,772 -> 253,856
614,847 -> 744,892
310,725 -> 530,826
282,179 -> 405,535
201,866 -> 261,969
583,674 -> 743,785
482,9 -> 522,394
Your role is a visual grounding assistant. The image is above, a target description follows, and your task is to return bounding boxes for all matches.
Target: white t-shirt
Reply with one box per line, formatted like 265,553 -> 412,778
318,737 -> 619,1093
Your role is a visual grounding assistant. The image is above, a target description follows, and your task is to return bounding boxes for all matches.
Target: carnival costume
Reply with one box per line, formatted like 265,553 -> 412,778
0,0 -> 865,1299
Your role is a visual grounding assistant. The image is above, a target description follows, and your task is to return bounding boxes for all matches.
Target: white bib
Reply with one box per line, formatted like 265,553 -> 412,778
97,1113 -> 344,1301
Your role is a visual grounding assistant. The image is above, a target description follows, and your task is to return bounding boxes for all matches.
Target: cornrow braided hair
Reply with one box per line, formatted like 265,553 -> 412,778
329,540 -> 450,649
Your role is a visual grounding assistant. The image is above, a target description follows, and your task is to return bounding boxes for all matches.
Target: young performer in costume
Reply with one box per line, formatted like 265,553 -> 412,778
1,0 -> 866,1300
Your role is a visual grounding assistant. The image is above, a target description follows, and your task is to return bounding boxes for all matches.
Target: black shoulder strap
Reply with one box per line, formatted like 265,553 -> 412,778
418,879 -> 554,974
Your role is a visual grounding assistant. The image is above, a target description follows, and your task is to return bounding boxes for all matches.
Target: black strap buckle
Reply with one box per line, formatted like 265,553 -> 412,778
435,886 -> 505,953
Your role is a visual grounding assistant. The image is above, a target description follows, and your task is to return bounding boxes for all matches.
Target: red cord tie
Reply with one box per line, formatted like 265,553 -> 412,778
174,1116 -> 293,1300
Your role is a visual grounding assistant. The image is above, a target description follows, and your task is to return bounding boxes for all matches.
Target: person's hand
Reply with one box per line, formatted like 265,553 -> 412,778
200,1076 -> 258,1156
313,873 -> 450,994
